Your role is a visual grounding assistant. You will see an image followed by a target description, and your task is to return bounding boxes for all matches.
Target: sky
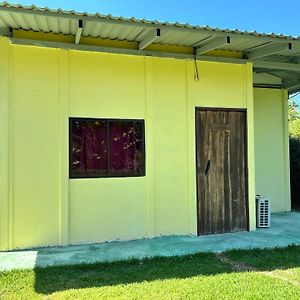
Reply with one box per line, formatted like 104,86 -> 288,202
12,0 -> 300,37
11,0 -> 300,104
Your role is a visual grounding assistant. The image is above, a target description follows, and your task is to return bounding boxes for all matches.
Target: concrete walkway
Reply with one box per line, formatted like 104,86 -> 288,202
1,212 -> 300,271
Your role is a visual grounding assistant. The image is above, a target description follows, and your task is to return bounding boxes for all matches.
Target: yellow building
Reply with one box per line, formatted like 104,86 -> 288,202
0,3 -> 296,251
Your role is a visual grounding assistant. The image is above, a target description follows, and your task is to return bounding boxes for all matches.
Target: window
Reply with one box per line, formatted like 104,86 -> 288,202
70,118 -> 145,178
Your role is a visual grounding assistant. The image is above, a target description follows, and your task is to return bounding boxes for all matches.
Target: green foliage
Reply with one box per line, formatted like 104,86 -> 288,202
288,100 -> 300,122
289,100 -> 300,138
289,119 -> 300,138
226,245 -> 300,271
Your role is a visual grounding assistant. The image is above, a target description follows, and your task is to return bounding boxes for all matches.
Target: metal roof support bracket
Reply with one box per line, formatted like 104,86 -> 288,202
285,80 -> 300,92
0,28 -> 12,37
246,43 -> 292,59
196,36 -> 231,55
138,29 -> 160,50
9,37 -> 300,73
75,20 -> 83,44
252,60 -> 300,72
1,3 -> 300,47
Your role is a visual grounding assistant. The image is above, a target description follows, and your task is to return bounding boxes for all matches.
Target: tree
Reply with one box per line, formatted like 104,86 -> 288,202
289,119 -> 300,138
289,100 -> 300,138
288,100 -> 300,122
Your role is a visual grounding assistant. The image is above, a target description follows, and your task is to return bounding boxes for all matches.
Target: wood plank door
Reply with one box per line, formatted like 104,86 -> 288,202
196,108 -> 248,235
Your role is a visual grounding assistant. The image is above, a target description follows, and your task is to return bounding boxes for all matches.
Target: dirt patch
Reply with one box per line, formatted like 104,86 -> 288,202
216,252 -> 300,286
216,252 -> 254,272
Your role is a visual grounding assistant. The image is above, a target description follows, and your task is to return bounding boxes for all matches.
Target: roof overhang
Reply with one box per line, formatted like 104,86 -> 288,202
0,2 -> 300,94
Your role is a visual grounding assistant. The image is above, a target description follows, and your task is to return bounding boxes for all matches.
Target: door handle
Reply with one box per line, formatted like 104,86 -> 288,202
205,160 -> 211,175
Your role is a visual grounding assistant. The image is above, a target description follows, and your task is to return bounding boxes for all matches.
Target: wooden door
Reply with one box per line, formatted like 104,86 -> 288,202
196,108 -> 248,235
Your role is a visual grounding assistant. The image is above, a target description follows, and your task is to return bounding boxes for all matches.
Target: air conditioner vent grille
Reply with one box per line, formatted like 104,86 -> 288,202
256,197 -> 270,228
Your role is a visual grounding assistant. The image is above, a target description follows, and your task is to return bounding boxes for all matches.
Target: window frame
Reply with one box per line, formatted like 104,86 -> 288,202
69,117 -> 146,179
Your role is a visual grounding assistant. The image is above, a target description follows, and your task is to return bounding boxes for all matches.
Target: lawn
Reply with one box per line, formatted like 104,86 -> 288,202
1,246 -> 300,299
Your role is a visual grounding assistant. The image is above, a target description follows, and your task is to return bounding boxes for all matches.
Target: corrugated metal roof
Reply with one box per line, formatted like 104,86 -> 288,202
0,2 -> 300,92
0,2 -> 299,39
0,1 -> 299,44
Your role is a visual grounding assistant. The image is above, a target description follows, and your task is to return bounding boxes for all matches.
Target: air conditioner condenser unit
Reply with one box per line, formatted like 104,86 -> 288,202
256,195 -> 271,228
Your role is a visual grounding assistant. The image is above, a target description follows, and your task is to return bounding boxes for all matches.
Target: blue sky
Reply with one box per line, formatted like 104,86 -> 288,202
12,0 -> 300,104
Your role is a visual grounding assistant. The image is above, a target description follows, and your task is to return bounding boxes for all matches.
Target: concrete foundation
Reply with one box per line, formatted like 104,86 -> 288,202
0,212 -> 299,271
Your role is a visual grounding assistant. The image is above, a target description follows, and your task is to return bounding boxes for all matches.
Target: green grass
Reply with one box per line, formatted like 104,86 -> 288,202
1,246 -> 300,299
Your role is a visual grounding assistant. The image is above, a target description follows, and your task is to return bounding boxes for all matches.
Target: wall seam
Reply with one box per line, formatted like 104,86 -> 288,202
58,49 -> 70,245
8,43 -> 14,249
187,61 -> 197,235
0,38 -> 10,250
185,61 -> 192,234
245,62 -> 256,230
282,89 -> 291,211
144,57 -> 155,237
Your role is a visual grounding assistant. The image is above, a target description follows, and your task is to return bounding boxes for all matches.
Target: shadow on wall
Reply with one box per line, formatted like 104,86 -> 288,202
290,137 -> 300,210
33,246 -> 300,295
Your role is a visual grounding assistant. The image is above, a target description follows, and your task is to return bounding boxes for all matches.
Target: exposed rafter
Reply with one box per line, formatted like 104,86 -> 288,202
0,28 -> 11,37
253,83 -> 283,89
9,36 -> 300,73
196,36 -> 231,55
138,29 -> 160,50
289,85 -> 300,94
253,69 -> 299,82
75,20 -> 83,44
2,3 -> 300,48
253,69 -> 276,74
245,43 -> 292,59
253,60 -> 300,72
290,57 -> 300,64
285,80 -> 300,90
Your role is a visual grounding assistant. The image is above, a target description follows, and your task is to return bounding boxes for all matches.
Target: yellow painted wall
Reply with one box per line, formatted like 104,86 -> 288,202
0,37 -> 10,250
254,88 -> 291,212
0,35 -> 257,250
68,52 -> 147,243
12,46 -> 61,249
0,37 -> 60,250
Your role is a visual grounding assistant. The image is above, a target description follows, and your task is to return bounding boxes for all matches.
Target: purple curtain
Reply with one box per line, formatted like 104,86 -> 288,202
72,120 -> 107,176
109,122 -> 139,175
